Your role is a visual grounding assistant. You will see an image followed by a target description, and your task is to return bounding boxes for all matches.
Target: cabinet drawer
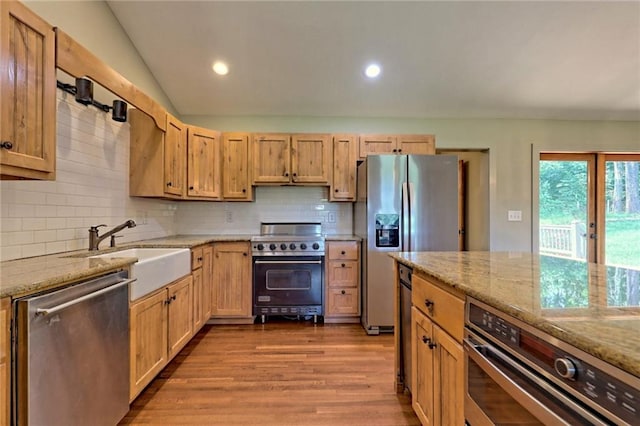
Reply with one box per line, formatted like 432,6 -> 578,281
327,260 -> 358,287
191,247 -> 204,270
327,241 -> 358,260
327,288 -> 359,315
412,275 -> 464,342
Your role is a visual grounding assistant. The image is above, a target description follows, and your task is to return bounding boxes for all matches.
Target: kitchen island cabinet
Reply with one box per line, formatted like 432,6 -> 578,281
0,298 -> 9,426
359,134 -> 435,159
210,242 -> 253,323
0,0 -> 56,180
222,132 -> 252,200
129,274 -> 193,401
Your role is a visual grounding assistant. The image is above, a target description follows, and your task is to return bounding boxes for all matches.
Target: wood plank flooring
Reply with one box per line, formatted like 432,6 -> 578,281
120,320 -> 420,425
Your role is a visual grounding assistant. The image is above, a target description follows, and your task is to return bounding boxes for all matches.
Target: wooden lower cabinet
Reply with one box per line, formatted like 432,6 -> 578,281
211,242 -> 252,320
192,245 -> 213,331
324,241 -> 360,322
129,274 -> 193,401
411,306 -> 464,426
0,298 -> 10,426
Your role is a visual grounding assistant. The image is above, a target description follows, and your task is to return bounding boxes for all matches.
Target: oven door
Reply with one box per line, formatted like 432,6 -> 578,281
253,256 -> 323,311
464,329 -> 608,426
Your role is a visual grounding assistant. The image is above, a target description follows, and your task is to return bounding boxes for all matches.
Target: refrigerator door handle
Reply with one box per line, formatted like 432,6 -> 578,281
402,182 -> 410,251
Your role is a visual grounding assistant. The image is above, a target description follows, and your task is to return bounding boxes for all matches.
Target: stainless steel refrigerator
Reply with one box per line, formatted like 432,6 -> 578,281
354,155 -> 461,335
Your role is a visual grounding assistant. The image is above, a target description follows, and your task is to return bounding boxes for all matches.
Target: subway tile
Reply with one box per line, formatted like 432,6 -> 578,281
22,218 -> 47,231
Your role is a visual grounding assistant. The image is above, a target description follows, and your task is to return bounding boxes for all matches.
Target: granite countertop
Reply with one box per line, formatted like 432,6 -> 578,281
0,233 -> 359,298
389,251 -> 640,379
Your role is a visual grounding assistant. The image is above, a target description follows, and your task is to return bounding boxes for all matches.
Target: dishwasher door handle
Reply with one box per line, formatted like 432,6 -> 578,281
35,278 -> 135,316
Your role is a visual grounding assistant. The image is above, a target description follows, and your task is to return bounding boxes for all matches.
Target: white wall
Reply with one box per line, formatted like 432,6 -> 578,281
0,90 -> 177,261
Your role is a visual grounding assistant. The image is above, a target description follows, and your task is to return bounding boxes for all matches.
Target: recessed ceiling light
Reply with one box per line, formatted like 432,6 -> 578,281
212,61 -> 229,76
364,63 -> 381,79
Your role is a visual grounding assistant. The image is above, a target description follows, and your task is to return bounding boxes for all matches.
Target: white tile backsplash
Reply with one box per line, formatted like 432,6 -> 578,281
0,90 -> 177,261
0,90 -> 354,262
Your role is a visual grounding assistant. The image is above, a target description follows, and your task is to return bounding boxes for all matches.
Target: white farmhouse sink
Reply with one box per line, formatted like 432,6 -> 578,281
90,248 -> 191,301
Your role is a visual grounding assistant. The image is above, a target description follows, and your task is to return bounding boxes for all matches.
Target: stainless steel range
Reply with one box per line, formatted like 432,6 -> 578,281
251,222 -> 325,322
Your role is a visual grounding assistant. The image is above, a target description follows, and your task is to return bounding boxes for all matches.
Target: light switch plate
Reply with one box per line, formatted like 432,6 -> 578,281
508,210 -> 522,221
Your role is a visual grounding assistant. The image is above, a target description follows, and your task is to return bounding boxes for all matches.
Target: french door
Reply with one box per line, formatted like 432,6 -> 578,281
539,153 -> 640,268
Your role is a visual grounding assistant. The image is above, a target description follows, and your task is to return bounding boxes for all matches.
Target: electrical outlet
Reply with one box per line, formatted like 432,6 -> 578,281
327,212 -> 336,223
225,211 -> 233,223
508,210 -> 522,222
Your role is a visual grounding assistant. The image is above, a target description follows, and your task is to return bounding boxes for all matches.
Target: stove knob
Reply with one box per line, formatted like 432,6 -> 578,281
280,243 -> 287,250
312,243 -> 320,250
300,243 -> 307,250
555,357 -> 577,380
269,243 -> 277,251
257,243 -> 264,251
289,243 -> 297,250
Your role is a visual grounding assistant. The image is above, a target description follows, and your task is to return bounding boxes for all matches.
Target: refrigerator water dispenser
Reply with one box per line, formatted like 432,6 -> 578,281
375,214 -> 399,247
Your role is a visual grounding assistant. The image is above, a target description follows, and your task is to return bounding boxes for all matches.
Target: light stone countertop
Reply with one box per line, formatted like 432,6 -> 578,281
389,251 -> 640,379
0,234 -> 359,298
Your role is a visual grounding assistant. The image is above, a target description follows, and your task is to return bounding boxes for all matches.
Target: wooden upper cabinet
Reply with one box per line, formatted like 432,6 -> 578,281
330,134 -> 357,201
291,133 -> 331,184
222,132 -> 252,201
164,113 -> 186,197
0,0 -> 56,180
187,126 -> 221,199
359,134 -> 435,159
252,133 -> 290,184
397,134 -> 435,155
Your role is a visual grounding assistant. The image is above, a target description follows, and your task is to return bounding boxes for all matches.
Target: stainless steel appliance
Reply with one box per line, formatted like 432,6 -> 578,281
12,271 -> 133,426
354,155 -> 461,334
398,264 -> 413,393
251,222 -> 325,323
465,297 -> 640,425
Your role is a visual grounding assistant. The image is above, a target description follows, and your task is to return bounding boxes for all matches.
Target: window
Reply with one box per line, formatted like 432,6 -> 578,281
539,153 -> 640,268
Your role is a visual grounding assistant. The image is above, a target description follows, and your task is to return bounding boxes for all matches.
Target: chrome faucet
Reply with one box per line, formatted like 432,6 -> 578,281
88,219 -> 136,251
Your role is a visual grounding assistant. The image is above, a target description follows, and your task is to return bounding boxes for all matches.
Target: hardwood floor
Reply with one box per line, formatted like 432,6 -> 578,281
120,320 -> 420,425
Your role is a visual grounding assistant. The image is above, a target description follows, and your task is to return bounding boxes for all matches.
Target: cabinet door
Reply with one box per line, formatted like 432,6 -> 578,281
212,242 -> 252,317
202,245 -> 213,321
192,267 -> 203,331
291,133 -> 331,184
0,298 -> 10,426
187,126 -> 221,199
330,134 -> 357,201
358,134 -> 397,159
434,324 -> 464,426
0,1 -> 56,180
396,134 -> 435,155
164,113 -> 186,197
129,290 -> 168,401
252,133 -> 290,184
412,306 -> 435,426
167,275 -> 193,358
222,132 -> 252,200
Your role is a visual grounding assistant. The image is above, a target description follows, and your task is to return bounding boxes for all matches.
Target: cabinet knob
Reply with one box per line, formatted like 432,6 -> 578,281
422,335 -> 430,344
242,189 -> 246,193
198,257 -> 203,261
189,186 -> 194,190
398,149 -> 402,153
341,263 -> 345,267
341,290 -> 346,295
0,141 -> 13,150
292,172 -> 297,177
425,299 -> 434,309
284,172 -> 289,177
243,252 -> 248,256
341,250 -> 346,255
335,189 -> 339,192
392,149 -> 397,153
166,182 -> 172,187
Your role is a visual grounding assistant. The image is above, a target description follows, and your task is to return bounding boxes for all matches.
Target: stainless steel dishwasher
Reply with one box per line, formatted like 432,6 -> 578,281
398,264 -> 412,393
12,270 -> 134,426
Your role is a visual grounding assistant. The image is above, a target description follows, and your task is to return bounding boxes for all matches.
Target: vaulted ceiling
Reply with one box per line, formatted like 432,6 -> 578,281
107,1 -> 640,121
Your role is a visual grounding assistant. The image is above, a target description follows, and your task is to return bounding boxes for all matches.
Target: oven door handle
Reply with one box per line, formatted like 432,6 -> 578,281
254,260 -> 323,265
464,336 -> 608,426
